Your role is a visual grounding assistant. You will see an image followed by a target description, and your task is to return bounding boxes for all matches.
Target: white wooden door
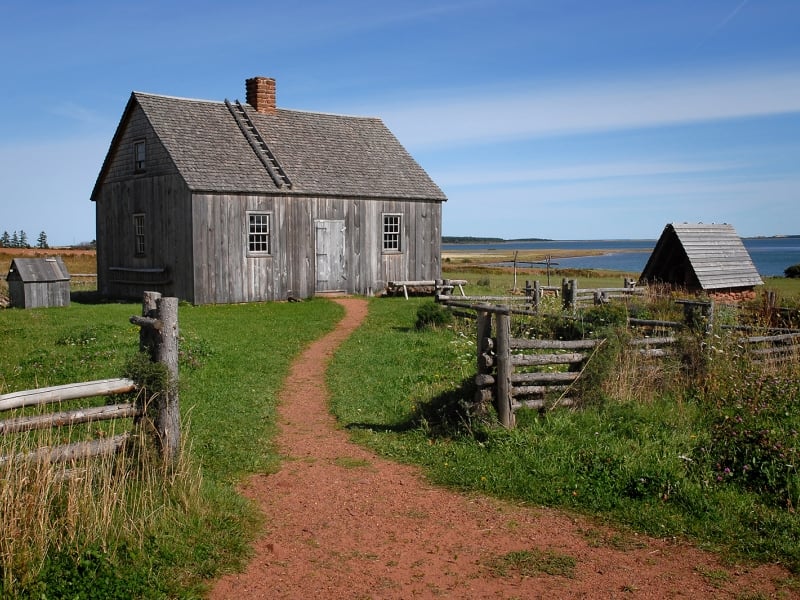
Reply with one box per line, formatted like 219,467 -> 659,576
314,220 -> 346,292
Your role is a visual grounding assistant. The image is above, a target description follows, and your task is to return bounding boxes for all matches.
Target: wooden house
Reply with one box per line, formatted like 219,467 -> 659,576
6,257 -> 71,308
639,223 -> 763,300
91,77 -> 446,304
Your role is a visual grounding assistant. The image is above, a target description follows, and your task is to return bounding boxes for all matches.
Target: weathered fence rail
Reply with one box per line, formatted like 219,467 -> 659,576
438,277 -> 642,312
448,296 -> 799,429
0,291 -> 180,465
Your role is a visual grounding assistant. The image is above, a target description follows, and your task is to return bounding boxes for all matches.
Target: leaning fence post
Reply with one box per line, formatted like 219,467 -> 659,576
495,308 -> 514,429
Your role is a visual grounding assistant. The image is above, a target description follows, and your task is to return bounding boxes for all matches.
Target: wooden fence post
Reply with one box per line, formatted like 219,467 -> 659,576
562,279 -> 577,311
495,308 -> 514,429
130,292 -> 180,464
155,296 -> 180,463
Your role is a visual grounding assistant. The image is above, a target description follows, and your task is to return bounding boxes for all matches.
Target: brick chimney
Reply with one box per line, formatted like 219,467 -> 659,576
246,77 -> 276,115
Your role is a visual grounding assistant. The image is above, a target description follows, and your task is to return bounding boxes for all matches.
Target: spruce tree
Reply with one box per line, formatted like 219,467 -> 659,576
0,231 -> 9,247
37,231 -> 49,249
11,231 -> 19,248
19,231 -> 28,248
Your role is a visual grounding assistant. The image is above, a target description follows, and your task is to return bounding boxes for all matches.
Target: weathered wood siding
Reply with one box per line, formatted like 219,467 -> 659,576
95,174 -> 193,301
8,281 -> 70,309
191,193 -> 441,304
95,104 -> 195,300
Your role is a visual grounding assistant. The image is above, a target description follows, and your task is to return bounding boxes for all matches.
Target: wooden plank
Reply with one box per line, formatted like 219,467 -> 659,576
0,433 -> 130,467
0,378 -> 136,412
511,352 -> 585,366
512,397 -> 575,410
511,372 -> 579,384
511,338 -> 600,350
512,384 -> 570,396
0,403 -> 141,435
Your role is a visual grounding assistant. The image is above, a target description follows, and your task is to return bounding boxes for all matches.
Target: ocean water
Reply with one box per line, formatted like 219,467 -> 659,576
442,238 -> 800,277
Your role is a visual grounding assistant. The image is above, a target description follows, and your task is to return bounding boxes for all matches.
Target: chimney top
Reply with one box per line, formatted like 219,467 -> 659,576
246,77 -> 276,115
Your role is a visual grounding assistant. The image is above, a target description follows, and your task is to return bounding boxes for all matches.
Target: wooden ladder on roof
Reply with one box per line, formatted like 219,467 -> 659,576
225,99 -> 292,189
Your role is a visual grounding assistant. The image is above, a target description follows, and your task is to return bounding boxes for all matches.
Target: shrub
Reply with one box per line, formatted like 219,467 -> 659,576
785,264 -> 800,278
415,302 -> 453,330
702,371 -> 800,508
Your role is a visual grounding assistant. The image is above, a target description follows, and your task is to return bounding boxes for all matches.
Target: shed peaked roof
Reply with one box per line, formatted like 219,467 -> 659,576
6,257 -> 70,283
92,91 -> 446,201
640,223 -> 763,290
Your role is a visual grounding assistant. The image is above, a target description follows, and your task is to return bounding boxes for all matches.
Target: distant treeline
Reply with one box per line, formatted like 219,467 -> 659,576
442,236 -> 551,244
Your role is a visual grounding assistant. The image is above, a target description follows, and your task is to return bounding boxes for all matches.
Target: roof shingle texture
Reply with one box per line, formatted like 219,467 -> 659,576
134,92 -> 446,201
643,223 -> 763,290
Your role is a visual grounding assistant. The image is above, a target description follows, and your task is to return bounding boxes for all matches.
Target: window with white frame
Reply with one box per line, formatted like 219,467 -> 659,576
133,140 -> 146,172
382,213 -> 402,252
133,213 -> 146,256
248,212 -> 271,254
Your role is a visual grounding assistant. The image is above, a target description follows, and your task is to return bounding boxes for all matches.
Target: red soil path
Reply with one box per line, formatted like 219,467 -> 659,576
210,297 -> 792,599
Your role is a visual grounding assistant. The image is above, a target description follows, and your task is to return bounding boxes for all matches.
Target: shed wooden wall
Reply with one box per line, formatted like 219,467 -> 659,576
191,193 -> 441,304
8,281 -> 70,309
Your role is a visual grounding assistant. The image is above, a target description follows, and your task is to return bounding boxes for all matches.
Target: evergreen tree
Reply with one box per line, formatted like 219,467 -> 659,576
37,231 -> 49,249
11,231 -> 19,248
19,231 -> 28,248
0,231 -> 9,247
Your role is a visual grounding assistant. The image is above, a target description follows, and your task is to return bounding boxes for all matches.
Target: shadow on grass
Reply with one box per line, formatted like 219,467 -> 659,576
71,290 -> 139,305
345,377 -> 493,440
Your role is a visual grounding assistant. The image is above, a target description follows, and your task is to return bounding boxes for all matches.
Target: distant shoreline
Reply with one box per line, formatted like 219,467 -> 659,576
442,235 -> 799,244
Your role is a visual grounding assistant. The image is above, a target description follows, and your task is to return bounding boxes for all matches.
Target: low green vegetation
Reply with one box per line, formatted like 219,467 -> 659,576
0,298 -> 342,597
328,289 -> 800,572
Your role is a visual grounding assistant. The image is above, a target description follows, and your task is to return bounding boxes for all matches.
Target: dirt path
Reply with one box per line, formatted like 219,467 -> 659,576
210,298 -> 791,599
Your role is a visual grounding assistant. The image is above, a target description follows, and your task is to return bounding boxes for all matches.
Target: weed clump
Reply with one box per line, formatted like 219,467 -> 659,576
415,302 -> 453,330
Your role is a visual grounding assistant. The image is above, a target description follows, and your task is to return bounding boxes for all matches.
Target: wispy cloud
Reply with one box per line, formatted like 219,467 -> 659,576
378,65 -> 800,148
435,159 -> 745,188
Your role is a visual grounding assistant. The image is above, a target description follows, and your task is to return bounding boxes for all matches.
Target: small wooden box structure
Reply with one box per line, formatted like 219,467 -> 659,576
6,257 -> 71,308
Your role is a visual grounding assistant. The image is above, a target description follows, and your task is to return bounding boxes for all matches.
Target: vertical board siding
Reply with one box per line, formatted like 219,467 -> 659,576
101,183 -> 442,304
95,174 -> 192,301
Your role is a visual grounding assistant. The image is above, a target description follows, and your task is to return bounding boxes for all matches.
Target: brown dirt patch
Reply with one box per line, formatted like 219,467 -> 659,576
209,298 -> 793,599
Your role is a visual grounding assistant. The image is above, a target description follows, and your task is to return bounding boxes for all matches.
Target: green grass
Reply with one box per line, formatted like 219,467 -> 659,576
0,297 -> 343,597
327,295 -> 800,574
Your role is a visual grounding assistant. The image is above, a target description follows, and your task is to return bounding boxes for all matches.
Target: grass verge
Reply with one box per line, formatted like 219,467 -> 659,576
327,296 -> 800,574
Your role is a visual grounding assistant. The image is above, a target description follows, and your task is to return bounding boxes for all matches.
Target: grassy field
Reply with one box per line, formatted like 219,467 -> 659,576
2,247 -> 800,595
0,296 -> 343,597
327,287 -> 800,579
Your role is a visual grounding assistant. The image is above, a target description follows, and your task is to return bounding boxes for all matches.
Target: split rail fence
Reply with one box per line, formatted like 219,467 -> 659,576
0,291 -> 181,465
441,297 -> 800,429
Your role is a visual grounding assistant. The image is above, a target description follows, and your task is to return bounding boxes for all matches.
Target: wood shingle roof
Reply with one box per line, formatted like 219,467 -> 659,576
640,223 -> 763,290
6,257 -> 70,283
94,91 -> 446,202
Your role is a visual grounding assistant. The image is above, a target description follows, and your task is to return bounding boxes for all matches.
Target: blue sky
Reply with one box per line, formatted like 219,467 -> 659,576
1,0 -> 798,245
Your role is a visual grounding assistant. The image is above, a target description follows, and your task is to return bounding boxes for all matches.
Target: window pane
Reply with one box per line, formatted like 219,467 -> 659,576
134,214 -> 145,255
383,214 -> 401,251
248,213 -> 270,253
134,141 -> 146,171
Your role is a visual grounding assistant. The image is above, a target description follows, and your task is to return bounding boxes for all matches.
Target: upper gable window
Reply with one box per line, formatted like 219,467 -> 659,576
382,213 -> 402,253
247,212 -> 271,255
134,140 -> 146,172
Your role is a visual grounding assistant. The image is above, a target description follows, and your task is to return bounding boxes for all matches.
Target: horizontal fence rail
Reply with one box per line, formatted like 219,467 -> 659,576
443,289 -> 799,429
1,291 -> 180,466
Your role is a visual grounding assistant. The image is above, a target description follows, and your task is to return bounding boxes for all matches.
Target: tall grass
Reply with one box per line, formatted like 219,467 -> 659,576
0,297 -> 343,597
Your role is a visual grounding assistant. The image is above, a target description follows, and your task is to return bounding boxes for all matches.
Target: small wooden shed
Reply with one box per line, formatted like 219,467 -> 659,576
639,223 -> 763,301
6,257 -> 71,308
